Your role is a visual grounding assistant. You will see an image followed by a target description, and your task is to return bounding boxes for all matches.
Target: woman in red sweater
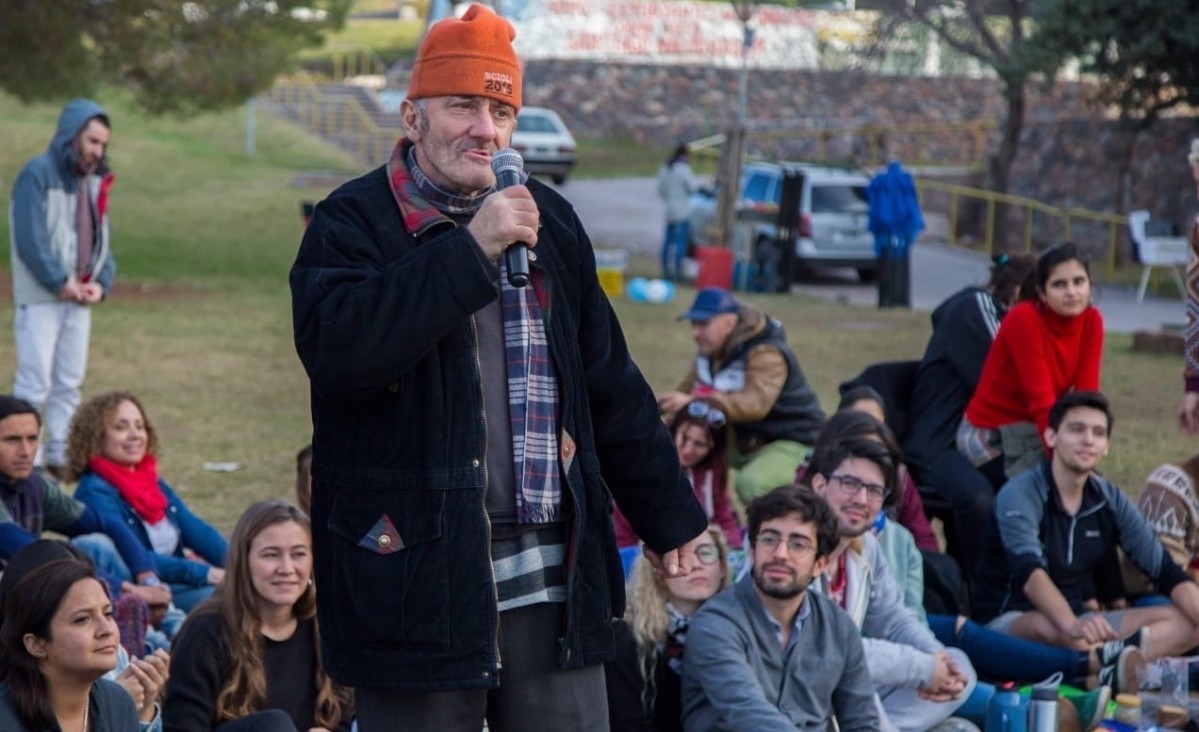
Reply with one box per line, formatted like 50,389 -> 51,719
958,242 -> 1103,488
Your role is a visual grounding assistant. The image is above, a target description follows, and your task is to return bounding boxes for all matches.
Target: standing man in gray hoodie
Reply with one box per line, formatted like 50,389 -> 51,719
8,99 -> 115,476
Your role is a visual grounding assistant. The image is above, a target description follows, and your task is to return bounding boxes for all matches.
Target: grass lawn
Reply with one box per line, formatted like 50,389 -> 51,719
0,90 -> 1191,535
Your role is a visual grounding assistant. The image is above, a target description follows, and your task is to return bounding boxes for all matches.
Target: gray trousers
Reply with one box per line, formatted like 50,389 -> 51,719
356,602 -> 608,732
876,647 -> 976,732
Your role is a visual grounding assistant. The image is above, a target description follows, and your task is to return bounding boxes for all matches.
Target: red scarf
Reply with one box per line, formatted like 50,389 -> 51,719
89,454 -> 167,523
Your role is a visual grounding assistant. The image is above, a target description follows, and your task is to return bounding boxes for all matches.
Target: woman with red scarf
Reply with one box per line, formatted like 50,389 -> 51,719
67,392 -> 228,612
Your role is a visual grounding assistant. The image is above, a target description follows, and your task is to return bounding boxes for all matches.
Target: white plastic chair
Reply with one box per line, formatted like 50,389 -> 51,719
1128,209 -> 1188,302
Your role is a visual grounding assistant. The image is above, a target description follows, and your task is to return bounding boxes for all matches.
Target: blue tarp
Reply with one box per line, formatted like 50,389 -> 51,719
867,161 -> 925,257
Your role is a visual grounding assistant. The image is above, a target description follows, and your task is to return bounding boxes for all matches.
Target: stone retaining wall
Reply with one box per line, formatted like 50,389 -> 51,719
521,60 -> 1199,233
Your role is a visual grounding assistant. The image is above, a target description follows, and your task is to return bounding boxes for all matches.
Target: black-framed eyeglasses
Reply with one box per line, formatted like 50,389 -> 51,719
686,401 -> 727,428
694,544 -> 722,565
829,473 -> 889,502
754,531 -> 816,555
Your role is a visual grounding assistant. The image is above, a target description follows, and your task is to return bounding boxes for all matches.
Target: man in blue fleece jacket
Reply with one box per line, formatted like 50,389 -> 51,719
974,391 -> 1199,686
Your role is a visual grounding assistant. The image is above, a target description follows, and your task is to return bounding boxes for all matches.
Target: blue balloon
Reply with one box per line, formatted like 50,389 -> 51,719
626,277 -> 650,302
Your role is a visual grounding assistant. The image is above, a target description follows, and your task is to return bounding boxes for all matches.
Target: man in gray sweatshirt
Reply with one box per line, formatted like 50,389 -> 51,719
682,485 -> 879,731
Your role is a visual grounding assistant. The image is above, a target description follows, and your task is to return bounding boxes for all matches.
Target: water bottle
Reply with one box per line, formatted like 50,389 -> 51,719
1028,674 -> 1060,732
986,682 -> 1029,732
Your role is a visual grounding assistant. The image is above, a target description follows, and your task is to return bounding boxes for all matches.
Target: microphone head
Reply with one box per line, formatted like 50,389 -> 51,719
491,148 -> 524,177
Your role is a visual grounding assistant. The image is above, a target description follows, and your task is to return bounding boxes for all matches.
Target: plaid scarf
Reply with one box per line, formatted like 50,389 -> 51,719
663,602 -> 689,675
387,140 -> 561,524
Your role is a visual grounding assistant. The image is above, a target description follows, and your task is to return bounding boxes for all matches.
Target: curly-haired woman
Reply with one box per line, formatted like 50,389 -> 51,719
67,392 -> 227,612
163,500 -> 353,732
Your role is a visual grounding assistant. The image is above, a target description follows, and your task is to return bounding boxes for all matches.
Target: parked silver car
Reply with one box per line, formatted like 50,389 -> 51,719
689,161 -> 876,281
512,106 -> 577,185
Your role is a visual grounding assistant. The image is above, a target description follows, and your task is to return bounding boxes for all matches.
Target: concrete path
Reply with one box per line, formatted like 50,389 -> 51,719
548,176 -> 1186,334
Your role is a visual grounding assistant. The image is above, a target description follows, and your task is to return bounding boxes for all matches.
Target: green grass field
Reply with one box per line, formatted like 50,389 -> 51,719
0,90 -> 1192,535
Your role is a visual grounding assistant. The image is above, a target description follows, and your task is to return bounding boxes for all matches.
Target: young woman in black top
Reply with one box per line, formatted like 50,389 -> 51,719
163,501 -> 352,732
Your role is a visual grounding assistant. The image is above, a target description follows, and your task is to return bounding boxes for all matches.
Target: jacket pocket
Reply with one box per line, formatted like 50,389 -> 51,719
327,487 -> 450,650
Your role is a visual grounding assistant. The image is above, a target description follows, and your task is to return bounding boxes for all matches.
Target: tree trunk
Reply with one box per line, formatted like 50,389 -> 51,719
987,77 -> 1025,253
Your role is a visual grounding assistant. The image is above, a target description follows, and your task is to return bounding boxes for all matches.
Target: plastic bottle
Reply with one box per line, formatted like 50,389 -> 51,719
986,682 -> 1029,732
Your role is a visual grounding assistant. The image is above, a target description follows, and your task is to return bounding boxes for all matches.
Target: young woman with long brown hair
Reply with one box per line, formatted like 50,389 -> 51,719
163,501 -> 352,732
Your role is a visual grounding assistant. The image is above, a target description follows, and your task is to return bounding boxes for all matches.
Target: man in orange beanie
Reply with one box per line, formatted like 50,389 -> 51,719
290,4 -> 708,731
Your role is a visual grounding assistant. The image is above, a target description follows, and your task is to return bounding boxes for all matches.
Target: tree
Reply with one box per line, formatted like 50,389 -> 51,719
1027,1 -> 1199,213
0,1 -> 351,115
879,1 -> 1056,202
1029,0 -> 1199,127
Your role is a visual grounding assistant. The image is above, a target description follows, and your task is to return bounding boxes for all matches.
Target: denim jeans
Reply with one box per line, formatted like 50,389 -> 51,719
927,614 -> 1089,685
660,220 -> 690,281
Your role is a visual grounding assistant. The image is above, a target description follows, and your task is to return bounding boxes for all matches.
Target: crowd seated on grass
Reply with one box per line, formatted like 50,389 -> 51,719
18,257 -> 1199,731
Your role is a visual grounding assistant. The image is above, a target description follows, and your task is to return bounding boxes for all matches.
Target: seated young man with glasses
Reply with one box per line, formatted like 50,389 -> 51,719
807,437 -> 979,732
682,485 -> 880,731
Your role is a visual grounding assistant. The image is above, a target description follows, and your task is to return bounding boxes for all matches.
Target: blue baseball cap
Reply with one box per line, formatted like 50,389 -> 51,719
679,287 -> 739,321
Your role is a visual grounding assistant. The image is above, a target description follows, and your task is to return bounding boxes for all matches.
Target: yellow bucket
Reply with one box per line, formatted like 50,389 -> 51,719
595,249 -> 629,298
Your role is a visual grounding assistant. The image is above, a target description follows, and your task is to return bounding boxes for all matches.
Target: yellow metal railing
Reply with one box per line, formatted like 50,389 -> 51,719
914,178 -> 1129,279
264,70 -> 397,163
689,121 -> 995,177
328,45 -> 389,81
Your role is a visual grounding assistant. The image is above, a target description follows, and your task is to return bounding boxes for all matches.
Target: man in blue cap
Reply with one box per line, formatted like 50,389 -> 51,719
659,287 -> 825,504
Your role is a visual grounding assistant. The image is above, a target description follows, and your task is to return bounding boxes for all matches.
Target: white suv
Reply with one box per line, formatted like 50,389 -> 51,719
688,161 -> 876,282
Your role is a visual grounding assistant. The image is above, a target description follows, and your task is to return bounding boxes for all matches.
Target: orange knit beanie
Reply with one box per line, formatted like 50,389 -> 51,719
408,3 -> 522,110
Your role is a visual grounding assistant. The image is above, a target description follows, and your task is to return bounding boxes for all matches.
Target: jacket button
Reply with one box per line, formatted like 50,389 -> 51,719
528,250 -> 538,262
482,671 -> 490,678
472,459 -> 481,468
378,534 -> 391,548
387,382 -> 399,393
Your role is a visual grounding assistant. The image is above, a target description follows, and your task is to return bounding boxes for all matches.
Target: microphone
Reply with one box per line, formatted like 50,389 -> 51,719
491,148 -> 529,288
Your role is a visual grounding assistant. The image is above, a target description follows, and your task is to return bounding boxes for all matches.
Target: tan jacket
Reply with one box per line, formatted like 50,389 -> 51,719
676,304 -> 788,424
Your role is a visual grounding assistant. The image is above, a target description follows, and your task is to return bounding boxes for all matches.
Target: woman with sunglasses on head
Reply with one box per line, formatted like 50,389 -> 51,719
163,501 -> 353,732
0,558 -> 142,731
614,400 -> 742,550
604,527 -> 732,732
